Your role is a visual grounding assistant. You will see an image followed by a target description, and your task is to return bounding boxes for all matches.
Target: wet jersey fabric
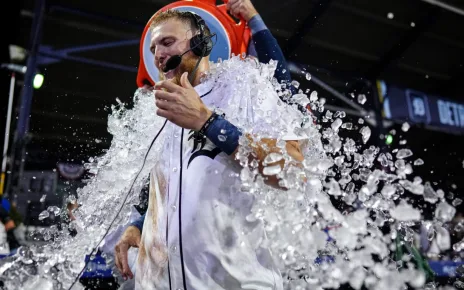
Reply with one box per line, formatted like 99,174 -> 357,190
135,61 -> 307,290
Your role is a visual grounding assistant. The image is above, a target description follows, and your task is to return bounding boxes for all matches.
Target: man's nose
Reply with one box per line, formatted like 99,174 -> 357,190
155,54 -> 165,67
154,49 -> 166,66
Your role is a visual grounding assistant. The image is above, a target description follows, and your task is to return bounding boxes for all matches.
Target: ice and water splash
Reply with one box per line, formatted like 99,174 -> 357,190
0,87 -> 167,289
0,55 -> 462,289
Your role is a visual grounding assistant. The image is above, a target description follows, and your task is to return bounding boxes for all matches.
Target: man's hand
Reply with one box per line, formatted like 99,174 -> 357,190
154,72 -> 212,130
226,0 -> 258,22
115,226 -> 141,280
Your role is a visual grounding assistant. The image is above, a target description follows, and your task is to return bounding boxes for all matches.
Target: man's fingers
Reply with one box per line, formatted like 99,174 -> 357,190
157,108 -> 172,120
230,1 -> 243,13
227,0 -> 238,9
155,99 -> 173,111
114,246 -> 125,279
154,90 -> 177,102
115,255 -> 123,276
142,84 -> 154,91
116,244 -> 133,280
154,80 -> 182,93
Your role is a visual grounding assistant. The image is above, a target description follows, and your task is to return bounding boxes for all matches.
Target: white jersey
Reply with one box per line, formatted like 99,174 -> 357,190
135,61 -> 308,290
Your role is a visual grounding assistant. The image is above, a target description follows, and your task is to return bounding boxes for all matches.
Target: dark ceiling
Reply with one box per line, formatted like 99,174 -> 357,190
2,0 -> 464,187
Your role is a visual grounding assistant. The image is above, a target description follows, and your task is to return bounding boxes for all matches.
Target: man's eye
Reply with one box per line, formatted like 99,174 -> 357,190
164,41 -> 173,47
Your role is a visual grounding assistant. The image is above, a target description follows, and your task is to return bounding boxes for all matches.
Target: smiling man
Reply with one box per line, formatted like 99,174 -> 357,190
114,9 -> 308,290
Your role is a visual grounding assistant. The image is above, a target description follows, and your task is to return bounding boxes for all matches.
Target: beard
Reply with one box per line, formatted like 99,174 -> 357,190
159,53 -> 200,85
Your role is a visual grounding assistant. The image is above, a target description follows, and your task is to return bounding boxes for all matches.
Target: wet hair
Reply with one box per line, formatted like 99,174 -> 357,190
149,9 -> 211,38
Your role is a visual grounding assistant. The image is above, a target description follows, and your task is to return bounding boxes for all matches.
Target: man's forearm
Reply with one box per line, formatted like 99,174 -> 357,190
203,114 -> 303,189
248,15 -> 295,93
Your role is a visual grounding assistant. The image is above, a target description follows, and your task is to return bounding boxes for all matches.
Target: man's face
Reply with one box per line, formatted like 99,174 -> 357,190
150,18 -> 199,84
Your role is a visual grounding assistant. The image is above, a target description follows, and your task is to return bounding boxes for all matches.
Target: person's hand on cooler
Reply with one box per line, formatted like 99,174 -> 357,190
226,0 -> 258,22
114,225 -> 141,280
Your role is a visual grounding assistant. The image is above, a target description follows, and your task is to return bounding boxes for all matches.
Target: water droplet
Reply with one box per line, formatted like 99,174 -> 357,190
435,201 -> 456,222
411,22 -> 415,27
389,201 -> 421,221
40,195 -> 47,203
263,153 -> 283,165
309,91 -> 318,102
387,12 -> 394,19
263,164 -> 282,175
341,122 -> 353,130
47,206 -> 61,215
357,94 -> 366,104
220,129 -> 227,134
305,73 -> 311,81
452,198 -> 462,207
414,159 -> 424,166
39,210 -> 50,220
360,126 -> 371,143
218,135 -> 227,142
396,149 -> 413,159
331,118 -> 343,131
358,118 -> 364,124
401,122 -> 410,132
171,205 -> 177,211
172,167 -> 178,172
291,80 -> 300,89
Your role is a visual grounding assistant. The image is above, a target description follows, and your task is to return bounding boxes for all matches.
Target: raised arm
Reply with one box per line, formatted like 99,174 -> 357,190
227,0 -> 295,89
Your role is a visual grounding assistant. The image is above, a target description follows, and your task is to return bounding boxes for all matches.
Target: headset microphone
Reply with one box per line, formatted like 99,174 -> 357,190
163,55 -> 182,73
162,33 -> 216,73
68,12 -> 215,290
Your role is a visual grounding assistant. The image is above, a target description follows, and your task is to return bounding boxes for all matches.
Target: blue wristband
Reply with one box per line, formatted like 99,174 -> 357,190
129,213 -> 145,233
204,115 -> 242,155
248,14 -> 268,35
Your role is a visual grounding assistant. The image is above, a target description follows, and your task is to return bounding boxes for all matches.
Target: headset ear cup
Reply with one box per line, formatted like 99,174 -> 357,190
190,35 -> 213,57
203,37 -> 213,56
190,35 -> 203,57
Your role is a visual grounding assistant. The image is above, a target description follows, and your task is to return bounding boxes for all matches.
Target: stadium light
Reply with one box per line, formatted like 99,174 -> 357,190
33,73 -> 44,89
385,134 -> 393,145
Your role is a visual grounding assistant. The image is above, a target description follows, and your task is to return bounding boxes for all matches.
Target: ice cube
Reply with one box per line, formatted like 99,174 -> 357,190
401,122 -> 410,132
331,118 -> 343,131
360,126 -> 371,144
436,226 -> 451,251
389,201 -> 421,221
435,201 -> 456,222
291,80 -> 300,89
396,149 -> 413,159
47,206 -> 61,215
263,152 -> 283,165
358,94 -> 367,105
310,91 -> 318,102
263,164 -> 282,175
38,210 -> 50,221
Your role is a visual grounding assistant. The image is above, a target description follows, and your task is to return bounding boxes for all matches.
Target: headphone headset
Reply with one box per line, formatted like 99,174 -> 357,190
68,11 -> 216,290
162,11 -> 216,75
186,11 -> 213,57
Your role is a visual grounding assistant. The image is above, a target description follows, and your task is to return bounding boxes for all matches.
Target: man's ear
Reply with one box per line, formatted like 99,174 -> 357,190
185,29 -> 195,41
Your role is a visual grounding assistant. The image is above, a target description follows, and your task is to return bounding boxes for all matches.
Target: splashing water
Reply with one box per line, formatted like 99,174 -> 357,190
0,55 -> 460,290
0,87 -> 167,289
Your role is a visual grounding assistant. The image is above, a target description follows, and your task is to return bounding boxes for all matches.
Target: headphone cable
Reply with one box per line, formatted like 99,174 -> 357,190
67,119 -> 168,290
